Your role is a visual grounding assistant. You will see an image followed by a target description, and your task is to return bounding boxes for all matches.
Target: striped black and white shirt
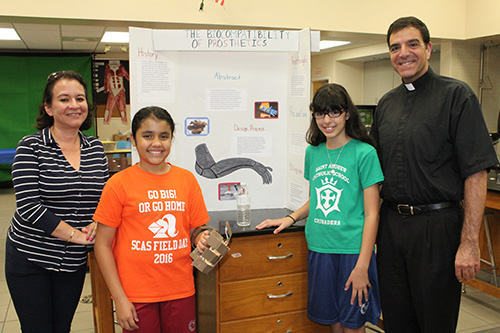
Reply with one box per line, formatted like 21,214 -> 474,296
8,127 -> 109,272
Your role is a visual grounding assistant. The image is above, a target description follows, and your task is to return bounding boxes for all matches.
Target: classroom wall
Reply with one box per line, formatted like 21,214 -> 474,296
312,38 -> 500,133
362,59 -> 395,106
440,40 -> 481,96
3,0 -> 500,40
362,53 -> 441,105
333,61 -> 364,105
481,45 -> 500,133
466,0 -> 500,39
5,0 -> 499,130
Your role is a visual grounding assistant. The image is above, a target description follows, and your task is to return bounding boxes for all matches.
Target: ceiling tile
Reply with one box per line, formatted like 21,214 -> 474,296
62,40 -> 98,51
0,40 -> 27,50
14,23 -> 61,50
0,23 -> 14,29
61,25 -> 105,38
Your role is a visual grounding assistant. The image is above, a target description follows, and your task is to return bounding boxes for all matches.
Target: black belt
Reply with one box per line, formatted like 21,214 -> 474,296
386,201 -> 458,215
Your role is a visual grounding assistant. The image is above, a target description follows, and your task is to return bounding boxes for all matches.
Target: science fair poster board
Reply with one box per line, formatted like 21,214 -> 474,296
129,27 -> 312,211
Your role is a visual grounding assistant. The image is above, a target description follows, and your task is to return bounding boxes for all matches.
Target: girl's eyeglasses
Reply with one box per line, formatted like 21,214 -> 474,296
312,108 -> 344,119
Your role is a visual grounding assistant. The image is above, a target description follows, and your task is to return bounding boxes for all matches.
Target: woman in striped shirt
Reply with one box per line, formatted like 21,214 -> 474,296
5,71 -> 109,332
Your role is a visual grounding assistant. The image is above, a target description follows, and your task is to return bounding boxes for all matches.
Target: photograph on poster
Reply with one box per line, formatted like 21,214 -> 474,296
218,182 -> 240,201
185,117 -> 209,136
254,101 -> 279,118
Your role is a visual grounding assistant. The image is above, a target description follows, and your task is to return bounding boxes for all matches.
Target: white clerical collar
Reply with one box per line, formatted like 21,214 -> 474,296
405,83 -> 415,91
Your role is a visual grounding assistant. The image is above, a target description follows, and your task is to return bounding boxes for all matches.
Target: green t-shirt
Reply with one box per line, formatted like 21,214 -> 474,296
304,139 -> 384,254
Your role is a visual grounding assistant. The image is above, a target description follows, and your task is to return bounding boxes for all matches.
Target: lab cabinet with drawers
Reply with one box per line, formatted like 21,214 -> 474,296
195,210 -> 330,333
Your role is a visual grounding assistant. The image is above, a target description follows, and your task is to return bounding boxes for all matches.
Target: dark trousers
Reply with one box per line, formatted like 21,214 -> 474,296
5,238 -> 87,333
376,203 -> 462,333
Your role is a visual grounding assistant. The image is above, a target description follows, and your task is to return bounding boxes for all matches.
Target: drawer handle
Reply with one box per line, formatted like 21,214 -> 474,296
268,253 -> 293,260
277,320 -> 292,332
267,292 -> 293,299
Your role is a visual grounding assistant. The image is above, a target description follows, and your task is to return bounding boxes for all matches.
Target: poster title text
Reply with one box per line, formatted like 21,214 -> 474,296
185,30 -> 292,49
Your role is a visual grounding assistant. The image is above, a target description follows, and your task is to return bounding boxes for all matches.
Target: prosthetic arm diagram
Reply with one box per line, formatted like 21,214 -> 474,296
103,62 -> 130,124
195,143 -> 273,184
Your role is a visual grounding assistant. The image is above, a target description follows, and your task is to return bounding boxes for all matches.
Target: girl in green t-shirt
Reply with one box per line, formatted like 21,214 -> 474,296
257,83 -> 383,332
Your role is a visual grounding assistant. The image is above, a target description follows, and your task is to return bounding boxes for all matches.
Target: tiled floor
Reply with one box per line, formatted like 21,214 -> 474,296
0,187 -> 499,332
0,188 -> 122,333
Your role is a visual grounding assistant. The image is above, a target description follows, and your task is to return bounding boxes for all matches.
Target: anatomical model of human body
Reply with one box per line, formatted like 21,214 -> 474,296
103,61 -> 129,124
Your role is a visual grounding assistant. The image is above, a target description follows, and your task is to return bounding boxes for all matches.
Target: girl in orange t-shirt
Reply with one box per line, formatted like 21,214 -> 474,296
94,106 -> 210,332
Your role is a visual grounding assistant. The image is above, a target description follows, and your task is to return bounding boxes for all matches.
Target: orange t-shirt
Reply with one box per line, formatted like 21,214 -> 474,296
93,164 -> 209,303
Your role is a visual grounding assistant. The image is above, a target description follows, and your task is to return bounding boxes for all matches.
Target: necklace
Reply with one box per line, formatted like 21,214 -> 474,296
326,142 -> 346,169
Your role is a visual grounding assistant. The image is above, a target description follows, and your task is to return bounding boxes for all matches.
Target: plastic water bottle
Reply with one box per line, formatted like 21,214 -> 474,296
236,182 -> 251,227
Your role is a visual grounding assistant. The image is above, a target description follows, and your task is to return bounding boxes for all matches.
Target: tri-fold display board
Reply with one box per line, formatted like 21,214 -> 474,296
129,27 -> 317,211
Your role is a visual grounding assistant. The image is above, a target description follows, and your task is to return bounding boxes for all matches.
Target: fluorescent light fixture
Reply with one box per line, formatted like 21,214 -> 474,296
0,28 -> 20,40
320,40 -> 350,50
101,31 -> 129,43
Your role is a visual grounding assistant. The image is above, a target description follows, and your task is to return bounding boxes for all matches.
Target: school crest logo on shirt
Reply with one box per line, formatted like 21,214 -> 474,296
148,213 -> 179,238
315,177 -> 342,216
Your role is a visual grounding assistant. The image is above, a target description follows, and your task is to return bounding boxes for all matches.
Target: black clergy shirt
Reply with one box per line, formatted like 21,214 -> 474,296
371,68 -> 498,205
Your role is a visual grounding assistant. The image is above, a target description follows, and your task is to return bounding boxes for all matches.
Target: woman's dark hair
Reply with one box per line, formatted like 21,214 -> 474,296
36,71 -> 93,131
387,16 -> 430,47
131,106 -> 175,139
306,83 -> 374,147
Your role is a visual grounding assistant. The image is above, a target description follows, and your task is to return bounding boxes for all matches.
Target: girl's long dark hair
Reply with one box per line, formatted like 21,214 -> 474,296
306,83 -> 375,147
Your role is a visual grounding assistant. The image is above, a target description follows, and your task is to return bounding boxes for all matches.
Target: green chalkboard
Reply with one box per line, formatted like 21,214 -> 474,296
0,54 -> 93,183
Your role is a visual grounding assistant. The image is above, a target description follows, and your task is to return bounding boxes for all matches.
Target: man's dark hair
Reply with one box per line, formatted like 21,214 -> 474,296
387,16 -> 431,47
